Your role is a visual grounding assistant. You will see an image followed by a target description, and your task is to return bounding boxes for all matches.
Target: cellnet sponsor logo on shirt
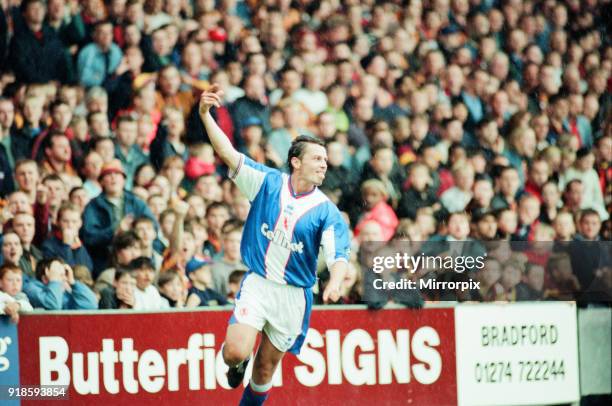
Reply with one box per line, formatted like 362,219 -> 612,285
260,223 -> 304,254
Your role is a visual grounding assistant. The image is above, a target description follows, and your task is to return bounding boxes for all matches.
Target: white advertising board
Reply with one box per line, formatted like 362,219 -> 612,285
455,302 -> 579,406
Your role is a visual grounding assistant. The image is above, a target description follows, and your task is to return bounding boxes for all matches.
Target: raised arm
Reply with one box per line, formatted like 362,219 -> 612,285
199,84 -> 241,173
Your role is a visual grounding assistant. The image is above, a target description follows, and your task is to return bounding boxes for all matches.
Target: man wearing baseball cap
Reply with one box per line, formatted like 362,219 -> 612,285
81,159 -> 157,276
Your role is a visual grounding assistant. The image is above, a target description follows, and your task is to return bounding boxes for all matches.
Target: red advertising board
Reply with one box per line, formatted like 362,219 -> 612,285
17,308 -> 456,406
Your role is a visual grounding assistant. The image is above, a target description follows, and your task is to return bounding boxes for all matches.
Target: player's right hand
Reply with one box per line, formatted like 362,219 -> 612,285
199,84 -> 223,117
323,282 -> 342,304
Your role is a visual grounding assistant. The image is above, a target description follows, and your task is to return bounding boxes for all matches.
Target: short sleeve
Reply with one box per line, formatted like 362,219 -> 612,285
320,204 -> 351,269
229,154 -> 278,201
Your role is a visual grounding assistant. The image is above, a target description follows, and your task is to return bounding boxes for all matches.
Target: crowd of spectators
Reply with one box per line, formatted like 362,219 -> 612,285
0,0 -> 611,320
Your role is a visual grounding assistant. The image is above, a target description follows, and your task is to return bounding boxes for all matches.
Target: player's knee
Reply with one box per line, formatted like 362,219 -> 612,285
223,342 -> 249,366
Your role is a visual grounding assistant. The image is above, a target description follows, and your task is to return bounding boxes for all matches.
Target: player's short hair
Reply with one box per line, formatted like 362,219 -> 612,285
287,135 -> 325,173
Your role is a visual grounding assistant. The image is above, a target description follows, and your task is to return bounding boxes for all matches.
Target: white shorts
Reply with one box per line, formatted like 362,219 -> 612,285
230,272 -> 307,353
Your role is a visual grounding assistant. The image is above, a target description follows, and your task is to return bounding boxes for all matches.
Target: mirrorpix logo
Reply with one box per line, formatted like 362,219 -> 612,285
0,335 -> 12,372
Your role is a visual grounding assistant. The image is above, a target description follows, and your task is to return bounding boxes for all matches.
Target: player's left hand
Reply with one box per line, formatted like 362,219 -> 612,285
323,282 -> 342,304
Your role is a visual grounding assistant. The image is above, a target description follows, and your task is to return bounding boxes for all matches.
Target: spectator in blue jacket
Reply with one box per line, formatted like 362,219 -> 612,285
41,203 -> 93,272
23,257 -> 97,310
81,159 -> 157,275
76,20 -> 122,87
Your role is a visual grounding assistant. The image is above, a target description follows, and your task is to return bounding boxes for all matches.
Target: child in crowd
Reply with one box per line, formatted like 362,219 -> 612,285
24,258 -> 97,310
227,270 -> 246,303
73,265 -> 95,291
553,212 -> 577,241
94,231 -> 142,293
131,257 -> 169,310
0,264 -> 33,323
99,269 -> 137,310
134,216 -> 163,273
185,258 -> 228,307
158,270 -> 186,308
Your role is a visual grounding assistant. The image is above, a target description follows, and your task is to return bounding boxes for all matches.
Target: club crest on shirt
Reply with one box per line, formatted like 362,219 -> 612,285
283,205 -> 294,230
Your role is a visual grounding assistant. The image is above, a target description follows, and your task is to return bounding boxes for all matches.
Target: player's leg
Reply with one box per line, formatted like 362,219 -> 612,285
223,323 -> 258,367
238,282 -> 310,406
223,323 -> 259,389
252,331 -> 285,385
239,331 -> 285,406
224,273 -> 267,388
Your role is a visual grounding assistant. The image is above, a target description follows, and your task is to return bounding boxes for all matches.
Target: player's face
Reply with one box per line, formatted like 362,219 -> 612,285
297,144 -> 328,186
